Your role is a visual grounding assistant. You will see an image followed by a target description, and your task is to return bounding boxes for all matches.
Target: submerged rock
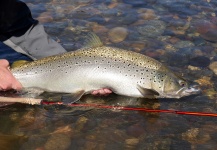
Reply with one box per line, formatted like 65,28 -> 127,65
137,20 -> 166,38
108,27 -> 128,43
194,20 -> 217,42
182,128 -> 211,144
189,56 -> 210,68
44,133 -> 71,150
209,61 -> 217,75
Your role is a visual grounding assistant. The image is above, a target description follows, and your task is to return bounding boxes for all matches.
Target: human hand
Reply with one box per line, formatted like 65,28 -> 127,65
0,59 -> 22,91
91,88 -> 112,96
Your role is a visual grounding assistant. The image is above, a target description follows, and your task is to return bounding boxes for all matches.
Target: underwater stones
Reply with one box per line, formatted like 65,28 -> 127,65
125,138 -> 139,149
108,27 -> 128,43
44,133 -> 71,150
195,20 -> 217,42
182,128 -> 211,145
189,56 -> 210,68
174,40 -> 195,49
138,8 -> 157,20
37,12 -> 53,23
137,20 -> 166,38
126,124 -> 146,138
122,0 -> 147,7
209,61 -> 217,75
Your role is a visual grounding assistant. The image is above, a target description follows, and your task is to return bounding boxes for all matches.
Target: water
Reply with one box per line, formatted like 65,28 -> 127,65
0,0 -> 217,149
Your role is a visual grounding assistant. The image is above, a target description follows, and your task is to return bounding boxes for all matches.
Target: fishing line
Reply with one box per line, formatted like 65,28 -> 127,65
41,100 -> 217,117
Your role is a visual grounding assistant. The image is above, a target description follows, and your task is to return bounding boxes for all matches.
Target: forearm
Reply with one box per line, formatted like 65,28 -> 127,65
0,0 -> 66,59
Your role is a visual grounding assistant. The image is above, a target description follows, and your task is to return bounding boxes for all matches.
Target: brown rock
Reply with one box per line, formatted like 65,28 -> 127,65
37,12 -> 53,23
44,134 -> 71,150
108,27 -> 128,43
195,20 -> 217,42
138,8 -> 157,20
209,61 -> 217,75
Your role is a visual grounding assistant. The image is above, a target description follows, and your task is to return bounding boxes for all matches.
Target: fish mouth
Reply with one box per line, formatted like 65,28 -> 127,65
177,85 -> 201,97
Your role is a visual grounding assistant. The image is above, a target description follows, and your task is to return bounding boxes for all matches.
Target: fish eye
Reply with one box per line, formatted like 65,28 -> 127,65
178,80 -> 186,87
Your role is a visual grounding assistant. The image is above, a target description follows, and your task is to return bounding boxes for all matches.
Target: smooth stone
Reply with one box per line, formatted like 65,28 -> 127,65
189,56 -> 210,68
174,40 -> 195,49
194,20 -> 217,42
127,124 -> 146,138
182,128 -> 211,144
138,8 -> 157,20
44,134 -> 71,150
37,12 -> 53,23
108,27 -> 128,43
209,61 -> 217,75
122,0 -> 147,7
137,20 -> 166,38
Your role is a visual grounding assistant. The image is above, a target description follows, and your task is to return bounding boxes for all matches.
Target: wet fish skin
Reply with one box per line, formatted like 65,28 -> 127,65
11,34 -> 200,102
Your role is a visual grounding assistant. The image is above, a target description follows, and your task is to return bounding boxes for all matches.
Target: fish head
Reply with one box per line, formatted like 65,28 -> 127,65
161,73 -> 201,98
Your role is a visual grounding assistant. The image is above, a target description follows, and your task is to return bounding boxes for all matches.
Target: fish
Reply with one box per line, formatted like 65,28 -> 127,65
11,33 -> 200,103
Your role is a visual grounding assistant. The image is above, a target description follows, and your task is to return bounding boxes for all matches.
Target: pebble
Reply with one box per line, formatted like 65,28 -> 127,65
108,27 -> 128,43
137,20 -> 166,38
127,124 -> 146,138
75,116 -> 88,131
138,8 -> 157,20
37,12 -> 54,23
182,128 -> 211,144
189,56 -> 210,68
44,133 -> 71,150
125,138 -> 139,146
209,61 -> 217,75
174,40 -> 195,49
195,20 -> 217,42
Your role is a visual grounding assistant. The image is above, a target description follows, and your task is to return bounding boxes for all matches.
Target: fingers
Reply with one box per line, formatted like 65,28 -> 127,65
0,59 -> 9,67
91,88 -> 112,96
0,59 -> 22,91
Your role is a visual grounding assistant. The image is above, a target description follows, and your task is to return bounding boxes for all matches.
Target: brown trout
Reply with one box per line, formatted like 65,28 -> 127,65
11,34 -> 200,103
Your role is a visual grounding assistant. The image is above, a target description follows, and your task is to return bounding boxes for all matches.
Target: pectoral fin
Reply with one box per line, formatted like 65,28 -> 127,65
137,85 -> 159,97
62,90 -> 85,104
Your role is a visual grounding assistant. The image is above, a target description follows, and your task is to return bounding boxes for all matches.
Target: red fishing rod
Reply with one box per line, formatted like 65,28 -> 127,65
41,100 -> 217,117
0,96 -> 216,117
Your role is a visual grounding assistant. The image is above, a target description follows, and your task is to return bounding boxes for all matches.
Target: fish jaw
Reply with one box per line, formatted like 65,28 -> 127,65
159,84 -> 201,99
177,84 -> 201,98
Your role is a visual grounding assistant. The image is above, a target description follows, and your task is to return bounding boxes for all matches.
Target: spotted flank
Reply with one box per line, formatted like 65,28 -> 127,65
11,33 -> 201,103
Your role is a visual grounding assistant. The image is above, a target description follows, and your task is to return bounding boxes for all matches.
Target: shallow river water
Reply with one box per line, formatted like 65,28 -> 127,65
0,0 -> 217,149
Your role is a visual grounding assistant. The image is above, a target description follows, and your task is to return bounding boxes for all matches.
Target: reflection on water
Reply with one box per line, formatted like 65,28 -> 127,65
1,0 -> 217,149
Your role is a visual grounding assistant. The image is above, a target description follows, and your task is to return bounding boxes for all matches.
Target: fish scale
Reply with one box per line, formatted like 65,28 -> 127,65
11,34 -> 200,102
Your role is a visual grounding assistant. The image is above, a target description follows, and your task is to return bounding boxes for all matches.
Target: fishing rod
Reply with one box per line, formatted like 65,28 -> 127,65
0,96 -> 217,117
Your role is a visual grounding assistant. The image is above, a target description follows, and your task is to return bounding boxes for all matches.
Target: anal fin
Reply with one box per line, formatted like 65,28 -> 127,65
62,90 -> 85,104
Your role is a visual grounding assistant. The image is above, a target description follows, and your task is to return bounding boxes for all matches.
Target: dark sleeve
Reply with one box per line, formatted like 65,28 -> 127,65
0,0 -> 38,41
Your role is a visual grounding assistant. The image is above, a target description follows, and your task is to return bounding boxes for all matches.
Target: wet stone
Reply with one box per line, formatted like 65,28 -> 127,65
44,22 -> 68,35
126,124 -> 146,138
194,20 -> 217,42
87,15 -> 106,25
44,133 -> 71,150
109,10 -> 138,25
174,40 -> 195,49
160,52 -> 189,67
108,27 -> 128,43
137,136 -> 172,150
122,0 -> 148,7
138,8 -> 157,20
209,61 -> 217,75
189,56 -> 210,68
137,20 -> 166,38
182,128 -> 211,144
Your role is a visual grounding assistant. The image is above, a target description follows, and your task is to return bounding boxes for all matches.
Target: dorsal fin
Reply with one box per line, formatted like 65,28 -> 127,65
83,32 -> 104,48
